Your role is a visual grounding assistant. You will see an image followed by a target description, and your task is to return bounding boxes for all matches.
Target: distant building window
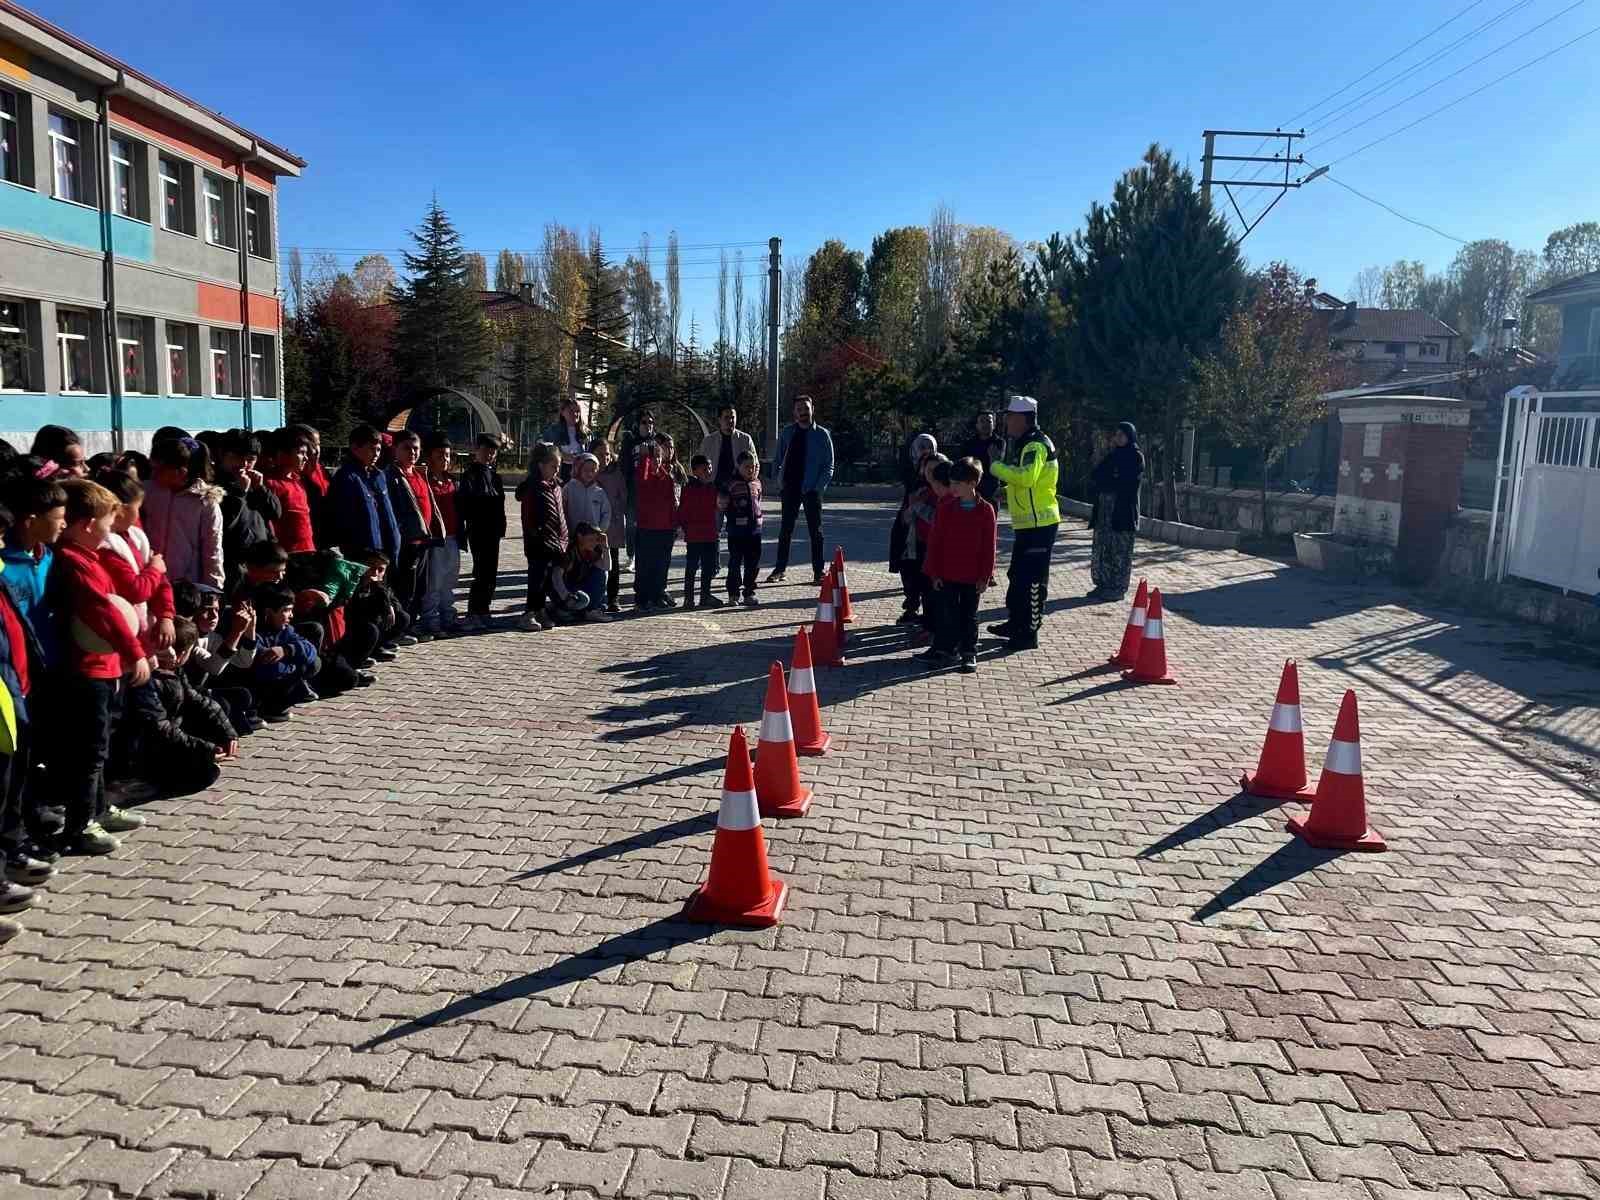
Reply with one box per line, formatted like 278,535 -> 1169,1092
1419,342 -> 1440,357
249,333 -> 276,397
244,190 -> 271,258
118,315 -> 149,394
204,173 -> 236,248
1,298 -> 32,391
210,328 -> 239,397
0,89 -> 21,186
48,112 -> 84,203
1384,342 -> 1405,356
110,137 -> 134,217
57,309 -> 93,392
160,155 -> 194,235
167,321 -> 197,395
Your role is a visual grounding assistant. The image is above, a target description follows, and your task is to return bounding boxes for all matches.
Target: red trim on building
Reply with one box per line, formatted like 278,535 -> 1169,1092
197,282 -> 278,326
109,95 -> 276,188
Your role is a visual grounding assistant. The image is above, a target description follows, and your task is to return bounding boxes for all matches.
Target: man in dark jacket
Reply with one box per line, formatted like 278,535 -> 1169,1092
457,433 -> 507,631
329,425 -> 401,563
962,411 -> 1004,505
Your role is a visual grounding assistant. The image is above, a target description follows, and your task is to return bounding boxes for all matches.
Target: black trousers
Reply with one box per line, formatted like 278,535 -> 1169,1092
773,489 -> 823,576
934,582 -> 980,655
607,546 -> 622,607
395,542 -> 433,627
524,543 -> 560,613
684,542 -> 719,597
900,552 -> 928,616
1004,523 -> 1059,636
60,676 -> 118,834
0,724 -> 31,853
635,529 -> 675,605
727,533 -> 762,597
466,530 -> 502,616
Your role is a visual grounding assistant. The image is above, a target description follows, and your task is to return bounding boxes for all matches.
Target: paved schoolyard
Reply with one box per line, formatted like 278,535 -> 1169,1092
2,500 -> 1598,1200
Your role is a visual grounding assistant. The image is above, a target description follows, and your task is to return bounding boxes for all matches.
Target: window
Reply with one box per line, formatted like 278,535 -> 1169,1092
204,172 -> 236,248
108,135 -> 147,220
166,321 -> 197,395
1383,341 -> 1405,356
1,299 -> 32,391
159,155 -> 194,235
0,88 -> 22,187
48,112 -> 84,203
210,329 -> 239,396
118,315 -> 149,394
57,310 -> 93,392
245,190 -> 271,257
249,333 -> 276,397
1419,342 -> 1440,357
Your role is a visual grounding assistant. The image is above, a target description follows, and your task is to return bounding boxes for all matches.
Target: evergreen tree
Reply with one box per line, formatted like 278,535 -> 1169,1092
575,233 -> 632,425
391,199 -> 493,401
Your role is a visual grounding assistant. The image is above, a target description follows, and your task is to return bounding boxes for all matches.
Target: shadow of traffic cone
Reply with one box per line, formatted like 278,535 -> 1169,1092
1241,660 -> 1316,801
684,726 -> 789,926
787,628 -> 831,756
1109,578 -> 1148,668
833,547 -> 855,624
1121,586 -> 1176,685
753,663 -> 814,817
811,574 -> 843,667
1287,690 -> 1387,852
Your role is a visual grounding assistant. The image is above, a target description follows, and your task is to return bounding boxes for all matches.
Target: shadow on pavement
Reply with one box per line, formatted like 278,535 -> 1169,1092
510,812 -> 715,879
1191,839 -> 1347,922
360,914 -> 720,1048
597,755 -> 727,795
1137,790 -> 1287,859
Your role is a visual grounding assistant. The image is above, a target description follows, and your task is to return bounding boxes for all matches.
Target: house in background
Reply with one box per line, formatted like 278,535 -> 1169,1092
1322,302 -> 1462,384
1525,268 -> 1600,396
0,2 -> 304,452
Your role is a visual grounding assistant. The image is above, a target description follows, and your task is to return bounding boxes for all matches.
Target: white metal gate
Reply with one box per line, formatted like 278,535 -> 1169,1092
1502,407 -> 1600,596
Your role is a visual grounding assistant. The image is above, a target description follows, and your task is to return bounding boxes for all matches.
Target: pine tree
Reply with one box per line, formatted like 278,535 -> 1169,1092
391,199 -> 493,401
575,233 -> 632,425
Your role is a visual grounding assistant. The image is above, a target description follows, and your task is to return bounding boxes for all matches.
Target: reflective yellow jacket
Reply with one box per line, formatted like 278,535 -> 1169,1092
991,430 -> 1061,530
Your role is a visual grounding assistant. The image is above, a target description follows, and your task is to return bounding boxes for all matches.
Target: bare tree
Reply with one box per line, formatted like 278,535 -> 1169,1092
494,249 -> 525,292
923,202 -> 961,358
351,253 -> 397,306
1348,265 -> 1383,307
732,249 -> 745,361
666,231 -> 682,365
287,247 -> 305,316
717,250 -> 729,383
783,254 -> 803,334
462,252 -> 488,292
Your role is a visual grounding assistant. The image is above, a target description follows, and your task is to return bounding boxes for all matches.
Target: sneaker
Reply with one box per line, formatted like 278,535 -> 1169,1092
0,917 -> 20,945
359,658 -> 378,669
262,709 -> 292,724
394,635 -> 419,647
896,612 -> 922,626
414,631 -> 435,643
5,851 -> 54,886
1004,634 -> 1039,653
910,629 -> 931,647
68,823 -> 119,855
683,595 -> 697,611
743,594 -> 759,608
0,880 -> 35,914
584,609 -> 611,623
699,594 -> 724,608
287,683 -> 320,706
516,612 -> 545,632
987,622 -> 1016,638
101,806 -> 146,833
373,647 -> 399,663
959,653 -> 978,673
919,649 -> 956,667
20,840 -> 59,868
766,570 -> 787,584
658,595 -> 677,609
354,671 -> 378,687
605,603 -> 621,615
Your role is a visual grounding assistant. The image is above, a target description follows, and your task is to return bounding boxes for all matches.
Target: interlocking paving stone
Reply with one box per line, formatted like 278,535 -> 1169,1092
0,501 -> 1595,1200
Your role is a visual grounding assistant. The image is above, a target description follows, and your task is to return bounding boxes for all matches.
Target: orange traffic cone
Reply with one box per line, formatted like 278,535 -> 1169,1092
1287,690 -> 1386,851
684,726 -> 789,927
1240,661 -> 1316,801
811,574 -> 843,667
831,566 -> 849,649
833,547 -> 855,624
1122,587 -> 1176,685
753,663 -> 814,817
787,627 -> 831,756
1109,578 -> 1148,668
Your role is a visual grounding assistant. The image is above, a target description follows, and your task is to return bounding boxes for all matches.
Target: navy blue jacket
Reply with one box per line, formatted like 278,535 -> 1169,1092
330,459 -> 401,561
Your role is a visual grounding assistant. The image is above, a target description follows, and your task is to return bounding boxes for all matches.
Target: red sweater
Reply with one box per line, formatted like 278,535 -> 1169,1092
635,457 -> 679,533
679,479 -> 719,542
53,541 -> 145,679
264,467 -> 316,554
923,496 -> 997,586
429,476 -> 460,538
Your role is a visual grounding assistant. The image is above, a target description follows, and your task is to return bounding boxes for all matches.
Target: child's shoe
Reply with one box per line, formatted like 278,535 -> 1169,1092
743,593 -> 759,608
0,880 -> 35,914
287,683 -> 320,706
516,611 -> 545,632
394,634 -> 419,647
959,653 -> 978,674
605,603 -> 621,615
101,806 -> 146,833
68,822 -> 120,855
683,594 -> 696,610
584,609 -> 611,623
0,916 -> 20,945
658,595 -> 677,609
373,647 -> 399,662
699,593 -> 724,608
414,631 -> 435,643
5,849 -> 54,886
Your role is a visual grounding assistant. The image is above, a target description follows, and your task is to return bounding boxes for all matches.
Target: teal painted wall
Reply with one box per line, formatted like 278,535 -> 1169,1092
0,394 -> 283,434
0,186 -> 153,261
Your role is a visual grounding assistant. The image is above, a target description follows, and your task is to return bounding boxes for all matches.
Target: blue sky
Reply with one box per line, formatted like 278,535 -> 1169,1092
33,0 -> 1600,322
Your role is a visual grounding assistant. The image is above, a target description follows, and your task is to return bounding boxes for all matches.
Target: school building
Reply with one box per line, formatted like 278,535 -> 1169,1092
0,2 -> 304,453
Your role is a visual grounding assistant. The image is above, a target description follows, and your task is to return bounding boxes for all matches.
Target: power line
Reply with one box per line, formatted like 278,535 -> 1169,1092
1324,176 -> 1469,243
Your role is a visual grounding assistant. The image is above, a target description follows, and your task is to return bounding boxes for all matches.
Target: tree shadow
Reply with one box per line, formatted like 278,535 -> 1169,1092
1137,790 -> 1287,859
360,914 -> 721,1048
510,812 -> 715,879
1191,839 -> 1348,922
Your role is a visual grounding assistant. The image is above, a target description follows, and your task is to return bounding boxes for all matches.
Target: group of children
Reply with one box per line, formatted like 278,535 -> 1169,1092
512,415 -> 767,629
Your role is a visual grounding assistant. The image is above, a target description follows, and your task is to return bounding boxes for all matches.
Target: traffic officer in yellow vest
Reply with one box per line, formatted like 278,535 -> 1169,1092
987,394 -> 1061,651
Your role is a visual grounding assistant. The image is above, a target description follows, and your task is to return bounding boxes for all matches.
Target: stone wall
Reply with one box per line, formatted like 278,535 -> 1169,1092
1175,484 -> 1335,537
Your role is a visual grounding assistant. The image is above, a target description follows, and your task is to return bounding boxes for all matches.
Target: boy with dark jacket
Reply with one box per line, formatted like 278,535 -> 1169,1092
383,430 -> 444,642
130,617 -> 237,794
251,583 -> 320,720
724,452 -> 764,607
678,454 -> 721,609
330,425 -> 400,563
457,434 -> 506,631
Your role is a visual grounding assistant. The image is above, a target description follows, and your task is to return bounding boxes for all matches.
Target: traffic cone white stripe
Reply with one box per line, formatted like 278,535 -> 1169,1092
759,708 -> 794,744
1323,737 -> 1361,776
817,600 -> 834,623
1268,703 -> 1303,734
1143,617 -> 1163,640
1130,608 -> 1146,629
788,666 -> 816,694
719,787 -> 761,832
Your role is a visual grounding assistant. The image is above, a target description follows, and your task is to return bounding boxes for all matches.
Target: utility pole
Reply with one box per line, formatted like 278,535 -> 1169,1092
1199,128 -> 1322,244
766,237 -> 782,466
1200,131 -> 1216,206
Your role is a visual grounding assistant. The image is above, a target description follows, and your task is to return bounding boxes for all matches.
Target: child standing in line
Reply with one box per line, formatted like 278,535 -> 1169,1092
96,472 -> 174,661
549,523 -> 611,624
516,442 -> 568,632
384,430 -> 443,642
724,451 -> 764,607
594,438 -> 628,615
457,433 -> 506,631
562,452 -> 612,557
215,429 -> 281,593
46,478 -> 150,856
420,432 -> 462,637
679,454 -> 722,609
899,453 -> 950,646
143,435 -> 225,591
633,434 -> 680,611
0,503 -> 48,940
922,457 -> 997,674
262,428 -> 317,560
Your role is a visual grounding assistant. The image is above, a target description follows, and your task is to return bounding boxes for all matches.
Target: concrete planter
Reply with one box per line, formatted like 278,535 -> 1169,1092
1293,531 -> 1393,578
1062,497 -> 1240,551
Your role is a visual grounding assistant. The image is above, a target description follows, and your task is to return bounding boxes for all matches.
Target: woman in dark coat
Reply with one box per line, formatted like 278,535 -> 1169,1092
1087,421 -> 1144,601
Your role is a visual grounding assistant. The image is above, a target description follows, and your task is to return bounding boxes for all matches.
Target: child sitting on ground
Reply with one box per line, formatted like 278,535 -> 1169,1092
922,457 -> 997,674
251,583 -> 320,720
128,617 -> 238,795
679,454 -> 721,609
724,451 -> 764,607
549,524 -> 610,624
172,582 -> 260,735
347,552 -> 406,662
517,442 -> 568,632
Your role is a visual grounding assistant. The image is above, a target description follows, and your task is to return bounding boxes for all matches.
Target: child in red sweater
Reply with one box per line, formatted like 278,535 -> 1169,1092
263,428 -> 317,558
679,454 -> 722,609
634,434 -> 681,611
47,479 -> 150,856
922,457 -> 997,673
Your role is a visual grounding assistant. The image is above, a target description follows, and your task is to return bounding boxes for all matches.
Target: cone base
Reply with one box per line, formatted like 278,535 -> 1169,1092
1122,669 -> 1176,685
794,732 -> 831,756
684,877 -> 788,927
1240,770 -> 1315,802
759,786 -> 814,819
1286,814 -> 1387,852
1109,652 -> 1138,668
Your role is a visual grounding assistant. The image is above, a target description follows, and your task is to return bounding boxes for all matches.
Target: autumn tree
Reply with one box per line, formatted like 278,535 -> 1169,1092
351,253 -> 397,307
